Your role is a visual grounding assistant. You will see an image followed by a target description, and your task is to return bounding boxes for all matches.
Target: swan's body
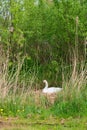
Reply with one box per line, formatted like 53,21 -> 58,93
42,80 -> 62,94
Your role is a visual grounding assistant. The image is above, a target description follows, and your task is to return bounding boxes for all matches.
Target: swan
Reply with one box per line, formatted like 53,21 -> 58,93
42,80 -> 62,94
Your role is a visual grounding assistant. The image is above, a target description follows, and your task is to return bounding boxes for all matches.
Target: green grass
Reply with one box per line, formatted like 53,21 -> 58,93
0,93 -> 87,118
0,115 -> 87,130
0,58 -> 87,130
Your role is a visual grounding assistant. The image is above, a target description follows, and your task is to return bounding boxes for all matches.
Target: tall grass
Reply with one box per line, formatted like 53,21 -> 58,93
0,54 -> 87,118
0,56 -> 38,98
52,58 -> 87,117
0,56 -> 49,117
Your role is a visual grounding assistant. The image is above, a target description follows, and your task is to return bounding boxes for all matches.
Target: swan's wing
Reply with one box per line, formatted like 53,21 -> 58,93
42,87 -> 62,94
55,87 -> 62,92
42,88 -> 55,94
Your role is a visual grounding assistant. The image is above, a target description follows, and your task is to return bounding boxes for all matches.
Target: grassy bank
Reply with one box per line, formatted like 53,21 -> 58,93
0,116 -> 87,130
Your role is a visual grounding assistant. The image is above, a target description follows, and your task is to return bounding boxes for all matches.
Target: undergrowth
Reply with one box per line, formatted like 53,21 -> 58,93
0,57 -> 87,118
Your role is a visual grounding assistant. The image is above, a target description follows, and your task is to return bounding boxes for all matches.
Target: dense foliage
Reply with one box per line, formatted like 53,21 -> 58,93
0,0 -> 87,118
0,0 -> 87,85
0,1 -> 87,60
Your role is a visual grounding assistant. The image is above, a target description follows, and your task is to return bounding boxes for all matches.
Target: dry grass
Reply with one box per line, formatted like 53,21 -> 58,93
61,56 -> 87,102
0,52 -> 61,105
0,48 -> 86,109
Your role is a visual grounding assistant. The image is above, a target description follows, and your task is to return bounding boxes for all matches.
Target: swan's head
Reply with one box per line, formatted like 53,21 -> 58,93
43,80 -> 48,88
43,80 -> 47,84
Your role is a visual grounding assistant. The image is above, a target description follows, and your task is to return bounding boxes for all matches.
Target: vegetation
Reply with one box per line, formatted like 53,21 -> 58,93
0,116 -> 87,130
0,0 -> 87,126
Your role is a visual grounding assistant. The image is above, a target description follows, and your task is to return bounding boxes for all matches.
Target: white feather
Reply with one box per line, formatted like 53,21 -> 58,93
42,80 -> 62,94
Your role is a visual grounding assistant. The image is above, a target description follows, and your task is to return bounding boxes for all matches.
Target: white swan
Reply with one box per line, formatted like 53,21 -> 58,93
42,80 -> 62,94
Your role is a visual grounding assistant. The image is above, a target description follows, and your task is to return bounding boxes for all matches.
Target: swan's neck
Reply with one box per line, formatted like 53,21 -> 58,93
44,81 -> 48,89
